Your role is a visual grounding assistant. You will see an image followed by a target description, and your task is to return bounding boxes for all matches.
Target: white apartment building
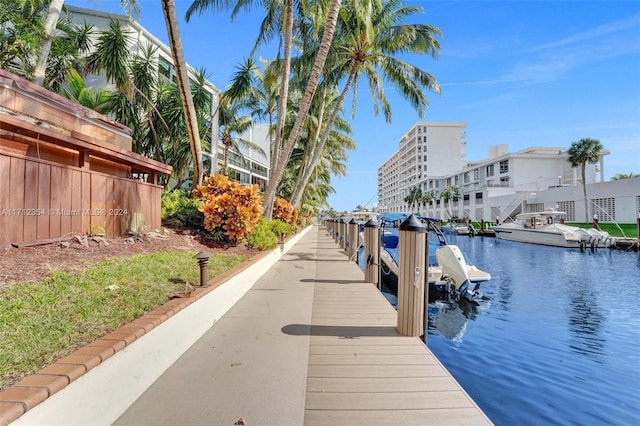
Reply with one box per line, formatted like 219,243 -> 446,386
378,122 -> 639,224
378,121 -> 466,212
65,6 -> 270,190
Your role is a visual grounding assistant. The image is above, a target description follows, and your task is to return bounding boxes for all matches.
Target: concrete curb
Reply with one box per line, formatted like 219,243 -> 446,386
5,226 -> 312,426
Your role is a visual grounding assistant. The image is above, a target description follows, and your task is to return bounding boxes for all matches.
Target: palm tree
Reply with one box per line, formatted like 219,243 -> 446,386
1,0 -> 44,76
404,186 -> 423,213
289,0 -> 441,208
33,0 -> 139,87
261,0 -> 343,220
440,185 -> 459,219
161,0 -> 205,186
59,69 -> 111,113
186,0 -> 343,219
611,172 -> 639,180
567,137 -> 604,222
216,93 -> 266,175
33,0 -> 63,85
421,190 -> 435,216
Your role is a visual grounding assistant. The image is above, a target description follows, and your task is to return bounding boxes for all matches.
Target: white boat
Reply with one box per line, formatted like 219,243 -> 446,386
493,210 -> 614,248
378,214 -> 490,303
442,222 -> 473,235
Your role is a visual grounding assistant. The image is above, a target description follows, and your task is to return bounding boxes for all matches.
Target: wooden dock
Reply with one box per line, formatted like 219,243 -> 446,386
303,228 -> 491,425
80,226 -> 491,426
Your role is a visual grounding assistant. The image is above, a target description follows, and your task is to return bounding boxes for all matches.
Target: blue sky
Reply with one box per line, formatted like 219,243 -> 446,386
67,0 -> 640,212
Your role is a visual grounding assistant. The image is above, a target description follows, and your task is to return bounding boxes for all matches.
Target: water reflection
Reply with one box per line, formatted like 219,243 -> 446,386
568,281 -> 606,362
428,293 -> 480,341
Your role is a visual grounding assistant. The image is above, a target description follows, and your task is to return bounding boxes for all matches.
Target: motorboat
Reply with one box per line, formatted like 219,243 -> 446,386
377,213 -> 491,303
493,209 -> 614,249
442,221 -> 473,236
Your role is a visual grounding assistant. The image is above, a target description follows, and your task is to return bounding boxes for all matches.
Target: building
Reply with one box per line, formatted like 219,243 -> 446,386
377,121 -> 467,212
378,122 -> 639,224
64,6 -> 270,189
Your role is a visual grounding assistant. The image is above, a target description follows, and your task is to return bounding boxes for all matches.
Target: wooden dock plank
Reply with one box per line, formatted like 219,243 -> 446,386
305,390 -> 475,410
309,353 -> 437,365
307,376 -> 463,392
307,364 -> 450,378
305,408 -> 492,426
309,345 -> 429,355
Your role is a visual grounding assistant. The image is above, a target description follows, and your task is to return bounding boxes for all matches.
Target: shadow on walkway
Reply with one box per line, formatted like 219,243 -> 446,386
282,323 -> 398,337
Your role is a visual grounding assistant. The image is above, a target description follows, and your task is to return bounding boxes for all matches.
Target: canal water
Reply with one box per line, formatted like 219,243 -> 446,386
362,235 -> 640,425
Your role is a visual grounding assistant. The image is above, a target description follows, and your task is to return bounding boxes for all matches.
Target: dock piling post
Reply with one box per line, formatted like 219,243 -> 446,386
397,214 -> 426,337
338,219 -> 346,249
364,218 -> 380,286
347,219 -> 358,260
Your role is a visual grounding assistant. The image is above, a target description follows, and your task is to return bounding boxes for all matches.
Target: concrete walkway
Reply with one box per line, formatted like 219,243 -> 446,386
114,226 -> 491,426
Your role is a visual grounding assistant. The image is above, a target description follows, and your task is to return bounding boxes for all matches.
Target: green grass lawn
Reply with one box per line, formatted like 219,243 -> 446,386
0,251 -> 247,390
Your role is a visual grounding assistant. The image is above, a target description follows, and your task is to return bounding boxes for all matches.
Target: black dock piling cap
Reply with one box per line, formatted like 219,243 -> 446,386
399,214 -> 426,232
349,218 -> 358,224
364,218 -> 379,228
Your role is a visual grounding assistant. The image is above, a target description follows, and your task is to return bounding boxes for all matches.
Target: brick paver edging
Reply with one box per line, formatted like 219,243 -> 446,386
0,242 -> 278,426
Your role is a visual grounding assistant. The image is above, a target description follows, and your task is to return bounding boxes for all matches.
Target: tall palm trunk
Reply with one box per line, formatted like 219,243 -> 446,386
33,0 -> 64,86
290,66 -> 356,208
581,162 -> 589,223
290,85 -> 328,205
266,0 -> 294,218
263,0 -> 342,220
160,0 -> 204,187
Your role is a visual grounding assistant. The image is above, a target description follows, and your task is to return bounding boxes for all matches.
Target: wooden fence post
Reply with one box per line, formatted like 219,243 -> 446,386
397,214 -> 426,337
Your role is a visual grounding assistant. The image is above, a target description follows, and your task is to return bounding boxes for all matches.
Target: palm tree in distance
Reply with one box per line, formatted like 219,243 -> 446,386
216,93 -> 266,176
440,185 -> 459,220
404,187 -> 423,213
567,137 -> 604,223
421,190 -> 435,217
611,172 -> 639,180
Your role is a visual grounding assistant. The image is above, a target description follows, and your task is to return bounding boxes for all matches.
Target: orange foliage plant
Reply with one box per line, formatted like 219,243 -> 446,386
272,197 -> 296,225
194,174 -> 263,243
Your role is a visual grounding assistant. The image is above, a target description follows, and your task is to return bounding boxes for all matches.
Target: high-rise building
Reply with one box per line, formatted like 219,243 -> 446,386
377,121 -> 467,213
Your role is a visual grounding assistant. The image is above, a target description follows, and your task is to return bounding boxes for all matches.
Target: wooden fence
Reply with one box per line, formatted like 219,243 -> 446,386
0,152 -> 161,248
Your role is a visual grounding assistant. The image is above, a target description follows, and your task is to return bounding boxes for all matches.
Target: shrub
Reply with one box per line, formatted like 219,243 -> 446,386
194,174 -> 263,243
245,218 -> 278,250
269,219 -> 290,240
161,190 -> 204,228
272,197 -> 294,225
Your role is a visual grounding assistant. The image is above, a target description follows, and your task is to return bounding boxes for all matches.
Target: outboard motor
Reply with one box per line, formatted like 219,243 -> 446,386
436,245 -> 483,302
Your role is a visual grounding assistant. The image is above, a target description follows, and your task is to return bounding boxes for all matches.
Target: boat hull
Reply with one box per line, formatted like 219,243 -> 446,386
493,227 -> 582,248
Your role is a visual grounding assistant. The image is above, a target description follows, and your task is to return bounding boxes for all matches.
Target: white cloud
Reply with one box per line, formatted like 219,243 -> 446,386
532,12 -> 640,52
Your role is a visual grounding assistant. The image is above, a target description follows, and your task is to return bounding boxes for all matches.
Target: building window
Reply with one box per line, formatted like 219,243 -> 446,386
558,201 -> 576,221
499,160 -> 509,174
454,175 -> 459,185
158,55 -> 179,83
591,198 -> 615,221
486,164 -> 494,177
473,169 -> 479,181
464,172 -> 470,183
475,192 -> 483,199
529,203 -> 544,213
423,155 -> 427,162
